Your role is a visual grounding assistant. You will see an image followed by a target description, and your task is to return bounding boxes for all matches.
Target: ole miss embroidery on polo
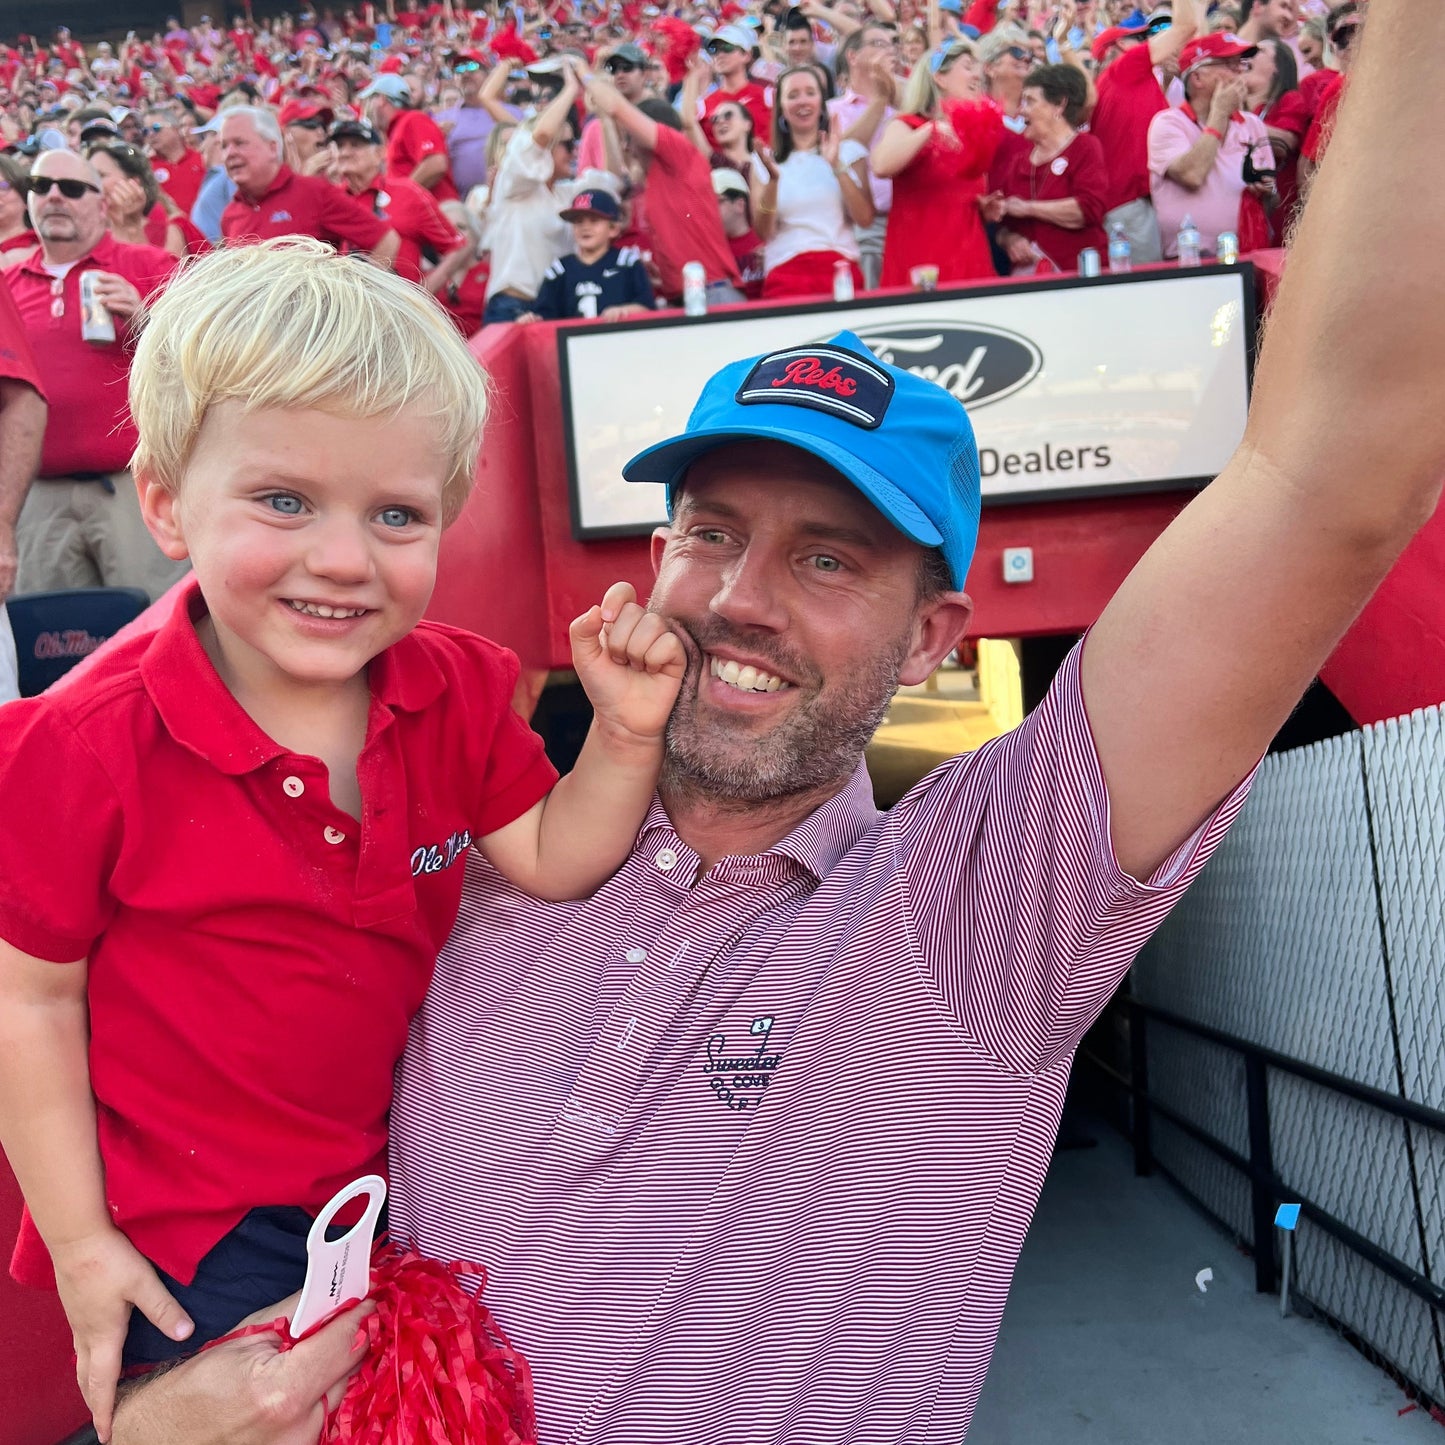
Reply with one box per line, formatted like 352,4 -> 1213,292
736,343 -> 894,429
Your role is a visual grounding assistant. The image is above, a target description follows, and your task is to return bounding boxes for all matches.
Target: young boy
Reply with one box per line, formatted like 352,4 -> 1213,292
525,188 -> 655,322
0,238 -> 685,1441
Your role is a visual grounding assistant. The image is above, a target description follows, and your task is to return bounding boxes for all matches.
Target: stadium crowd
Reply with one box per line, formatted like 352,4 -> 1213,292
0,0 -> 1360,655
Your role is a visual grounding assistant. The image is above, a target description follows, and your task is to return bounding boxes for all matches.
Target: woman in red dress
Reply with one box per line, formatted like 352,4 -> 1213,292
987,64 -> 1107,274
871,39 -> 1002,289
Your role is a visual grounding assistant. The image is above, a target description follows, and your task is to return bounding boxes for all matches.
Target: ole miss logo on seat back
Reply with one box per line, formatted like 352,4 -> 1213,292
736,344 -> 894,430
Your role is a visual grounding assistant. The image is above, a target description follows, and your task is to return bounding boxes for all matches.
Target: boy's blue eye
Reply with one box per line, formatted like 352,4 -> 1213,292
379,506 -> 416,528
266,494 -> 303,515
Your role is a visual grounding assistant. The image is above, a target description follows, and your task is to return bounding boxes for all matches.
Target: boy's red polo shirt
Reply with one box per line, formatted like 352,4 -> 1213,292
221,164 -> 392,251
1,576 -> 557,1286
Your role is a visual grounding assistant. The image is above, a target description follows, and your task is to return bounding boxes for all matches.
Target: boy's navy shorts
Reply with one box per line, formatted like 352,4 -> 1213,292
122,1203 -> 385,1369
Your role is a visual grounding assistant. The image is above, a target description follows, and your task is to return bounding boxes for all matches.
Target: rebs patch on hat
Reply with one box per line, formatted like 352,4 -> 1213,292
735,345 -> 894,431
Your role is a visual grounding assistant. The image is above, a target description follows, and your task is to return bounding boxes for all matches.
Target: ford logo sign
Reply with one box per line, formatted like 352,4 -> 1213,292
846,322 -> 1042,409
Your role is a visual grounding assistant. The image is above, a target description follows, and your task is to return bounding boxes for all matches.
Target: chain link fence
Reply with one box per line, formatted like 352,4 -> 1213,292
1102,703 -> 1445,1408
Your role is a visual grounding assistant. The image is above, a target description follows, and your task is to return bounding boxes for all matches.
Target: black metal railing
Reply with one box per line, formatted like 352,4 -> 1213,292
1080,996 -> 1445,1315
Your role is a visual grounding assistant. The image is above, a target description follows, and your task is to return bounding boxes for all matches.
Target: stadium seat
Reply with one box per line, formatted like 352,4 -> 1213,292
7,588 -> 150,697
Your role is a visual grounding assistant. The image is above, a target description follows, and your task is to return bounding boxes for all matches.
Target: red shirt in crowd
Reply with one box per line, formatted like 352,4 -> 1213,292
3,233 -> 177,476
700,81 -> 773,151
633,124 -> 742,299
1089,41 -> 1168,212
1302,71 -> 1345,165
143,203 -> 210,256
2,575 -> 558,1287
881,99 -> 1002,288
997,131 -> 1109,272
152,147 -> 208,215
727,227 -> 765,300
352,173 -> 465,284
386,108 -> 459,203
0,276 -> 44,401
221,164 -> 392,251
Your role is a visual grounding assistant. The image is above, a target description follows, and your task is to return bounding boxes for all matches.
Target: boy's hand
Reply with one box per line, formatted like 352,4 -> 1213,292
570,581 -> 685,747
51,1226 -> 195,1443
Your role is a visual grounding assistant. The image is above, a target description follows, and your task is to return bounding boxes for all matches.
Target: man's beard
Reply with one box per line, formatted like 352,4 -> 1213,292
660,614 -> 910,807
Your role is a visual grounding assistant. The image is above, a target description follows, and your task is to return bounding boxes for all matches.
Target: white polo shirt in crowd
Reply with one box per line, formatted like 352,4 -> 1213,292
390,642 -> 1252,1443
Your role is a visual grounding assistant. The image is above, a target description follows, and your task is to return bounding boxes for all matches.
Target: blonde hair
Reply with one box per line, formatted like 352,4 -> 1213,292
900,40 -> 978,117
129,237 -> 489,524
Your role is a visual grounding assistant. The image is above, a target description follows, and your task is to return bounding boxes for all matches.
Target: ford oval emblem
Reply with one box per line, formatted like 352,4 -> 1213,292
846,321 -> 1042,409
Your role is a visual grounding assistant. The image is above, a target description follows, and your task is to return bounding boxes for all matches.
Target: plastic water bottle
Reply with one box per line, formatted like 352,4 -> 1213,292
1107,223 -> 1132,274
682,260 -> 707,316
832,259 -> 855,303
1176,215 -> 1202,268
1216,230 -> 1240,265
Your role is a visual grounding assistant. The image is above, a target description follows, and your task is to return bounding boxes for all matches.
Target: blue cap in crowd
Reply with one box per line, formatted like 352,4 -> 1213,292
623,331 -> 981,589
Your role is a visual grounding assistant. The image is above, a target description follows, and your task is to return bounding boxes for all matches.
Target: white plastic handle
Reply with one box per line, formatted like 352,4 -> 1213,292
289,1174 -> 388,1340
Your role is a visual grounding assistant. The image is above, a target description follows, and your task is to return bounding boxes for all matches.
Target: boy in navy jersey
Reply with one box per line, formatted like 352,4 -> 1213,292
526,189 -> 655,321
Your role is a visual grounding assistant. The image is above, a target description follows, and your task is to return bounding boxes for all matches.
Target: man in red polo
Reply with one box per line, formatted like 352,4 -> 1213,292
1088,0 -> 1200,263
357,73 -> 459,202
219,107 -> 400,267
330,118 -> 469,290
144,106 -> 208,214
3,148 -> 184,600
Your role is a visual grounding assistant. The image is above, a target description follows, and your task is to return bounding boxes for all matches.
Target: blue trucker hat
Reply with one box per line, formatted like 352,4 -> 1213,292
622,331 -> 981,589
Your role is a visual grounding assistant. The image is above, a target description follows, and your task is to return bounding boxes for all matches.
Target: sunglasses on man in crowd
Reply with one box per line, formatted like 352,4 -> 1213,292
28,175 -> 100,199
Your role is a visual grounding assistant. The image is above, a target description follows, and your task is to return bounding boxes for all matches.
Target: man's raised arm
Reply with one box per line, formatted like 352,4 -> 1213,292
1082,0 -> 1445,881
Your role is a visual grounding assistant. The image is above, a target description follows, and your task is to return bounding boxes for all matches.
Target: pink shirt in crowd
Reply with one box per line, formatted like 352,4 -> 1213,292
390,640 -> 1253,1444
1148,103 -> 1271,257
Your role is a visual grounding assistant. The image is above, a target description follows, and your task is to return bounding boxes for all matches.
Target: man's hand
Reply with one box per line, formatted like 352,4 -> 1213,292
86,271 -> 145,322
112,1295 -> 373,1445
51,1226 -> 194,1443
570,580 -> 685,747
599,303 -> 649,319
1207,77 -> 1246,132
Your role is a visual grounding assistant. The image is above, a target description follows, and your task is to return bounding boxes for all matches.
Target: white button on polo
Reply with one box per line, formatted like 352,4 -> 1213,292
283,776 -> 305,798
323,826 -> 346,845
625,947 -> 647,964
654,847 -> 678,872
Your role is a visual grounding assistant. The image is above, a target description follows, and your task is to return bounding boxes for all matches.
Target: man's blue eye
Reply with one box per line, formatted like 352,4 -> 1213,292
267,494 -> 303,514
380,507 -> 416,528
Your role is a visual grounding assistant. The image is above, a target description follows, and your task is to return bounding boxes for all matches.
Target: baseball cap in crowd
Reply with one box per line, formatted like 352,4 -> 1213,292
357,72 -> 411,102
561,188 -> 621,221
1178,31 -> 1259,78
710,166 -> 749,198
450,50 -> 487,68
623,332 -> 981,590
1091,19 -> 1150,59
78,119 -> 122,143
707,23 -> 757,52
330,118 -> 383,145
605,42 -> 649,68
278,100 -> 334,127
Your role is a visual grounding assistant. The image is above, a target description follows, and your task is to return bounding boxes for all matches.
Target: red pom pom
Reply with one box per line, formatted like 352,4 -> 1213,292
322,1242 -> 537,1444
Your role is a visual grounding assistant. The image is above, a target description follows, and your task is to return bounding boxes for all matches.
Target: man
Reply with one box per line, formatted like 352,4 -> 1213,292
218,106 -> 400,268
434,51 -> 505,195
700,24 -> 773,150
583,71 -> 744,307
106,2 -> 1445,1436
1148,32 -> 1274,257
1237,0 -> 1312,71
276,99 -> 335,177
2,149 -> 183,601
576,43 -> 649,174
0,273 -> 46,704
1088,0 -> 1199,262
144,106 -> 208,213
712,166 -> 764,298
828,26 -> 895,290
329,117 -> 469,290
357,71 -> 459,202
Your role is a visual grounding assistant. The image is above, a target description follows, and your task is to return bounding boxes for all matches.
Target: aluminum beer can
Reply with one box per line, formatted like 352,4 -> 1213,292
832,259 -> 855,303
1215,230 -> 1240,265
79,270 -> 116,344
682,260 -> 707,316
1077,247 -> 1101,278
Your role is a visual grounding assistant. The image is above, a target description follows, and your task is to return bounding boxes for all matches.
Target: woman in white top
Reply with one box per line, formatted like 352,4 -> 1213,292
750,65 -> 874,300
480,62 -> 580,324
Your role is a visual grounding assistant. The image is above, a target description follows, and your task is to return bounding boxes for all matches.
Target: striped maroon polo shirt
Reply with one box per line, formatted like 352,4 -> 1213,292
390,643 -> 1252,1442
